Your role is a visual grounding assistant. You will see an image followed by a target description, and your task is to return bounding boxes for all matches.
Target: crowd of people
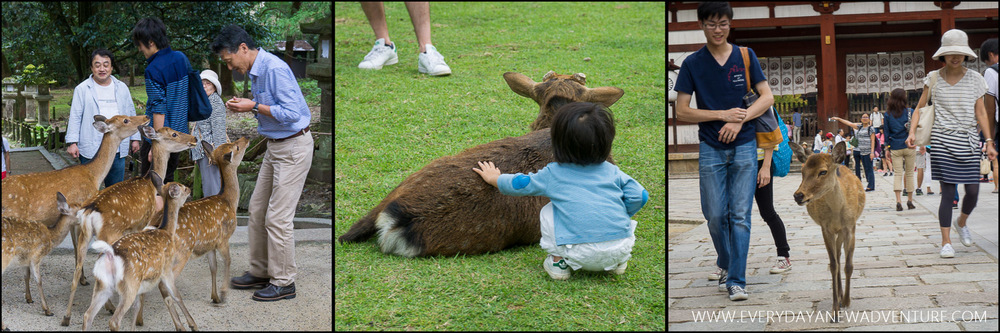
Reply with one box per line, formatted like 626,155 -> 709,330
673,1 -> 998,302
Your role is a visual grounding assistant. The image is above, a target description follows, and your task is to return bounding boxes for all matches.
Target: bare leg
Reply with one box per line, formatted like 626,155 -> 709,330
405,2 -> 432,52
361,2 -> 392,45
940,227 -> 951,246
956,213 -> 969,228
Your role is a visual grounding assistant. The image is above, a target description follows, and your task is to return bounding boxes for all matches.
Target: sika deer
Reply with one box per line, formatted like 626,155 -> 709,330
62,126 -> 196,326
789,141 -> 865,322
1,193 -> 79,330
132,137 -> 248,325
3,115 -> 147,225
82,182 -> 197,331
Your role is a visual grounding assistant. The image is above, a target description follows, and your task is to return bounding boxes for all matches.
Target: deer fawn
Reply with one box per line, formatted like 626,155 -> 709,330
82,182 -> 197,331
2,193 -> 79,330
132,137 -> 249,324
789,141 -> 865,323
62,125 -> 197,326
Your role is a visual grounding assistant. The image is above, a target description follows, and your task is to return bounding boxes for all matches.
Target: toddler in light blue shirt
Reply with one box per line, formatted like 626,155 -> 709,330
474,102 -> 647,280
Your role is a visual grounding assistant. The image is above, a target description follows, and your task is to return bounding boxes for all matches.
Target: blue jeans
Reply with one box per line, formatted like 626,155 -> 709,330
79,152 -> 126,188
699,140 -> 755,288
854,151 -> 874,190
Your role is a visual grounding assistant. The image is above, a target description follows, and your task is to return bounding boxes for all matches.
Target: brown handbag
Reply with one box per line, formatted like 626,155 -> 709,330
740,47 -> 783,149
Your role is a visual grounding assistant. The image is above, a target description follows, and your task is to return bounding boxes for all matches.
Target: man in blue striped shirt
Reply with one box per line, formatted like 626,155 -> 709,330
133,17 -> 191,184
212,24 -> 313,303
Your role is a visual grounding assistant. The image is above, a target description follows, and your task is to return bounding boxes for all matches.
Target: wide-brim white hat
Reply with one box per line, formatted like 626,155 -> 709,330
932,29 -> 977,60
200,70 -> 223,96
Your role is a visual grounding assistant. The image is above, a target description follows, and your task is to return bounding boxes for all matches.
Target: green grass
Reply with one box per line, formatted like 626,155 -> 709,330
335,2 -> 664,330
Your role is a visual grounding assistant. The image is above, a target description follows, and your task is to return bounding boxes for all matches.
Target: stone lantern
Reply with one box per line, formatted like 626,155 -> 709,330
34,84 -> 54,126
2,76 -> 25,121
301,14 -> 332,183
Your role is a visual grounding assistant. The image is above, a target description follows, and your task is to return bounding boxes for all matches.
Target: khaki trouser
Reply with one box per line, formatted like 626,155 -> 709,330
891,148 -> 916,193
247,133 -> 314,287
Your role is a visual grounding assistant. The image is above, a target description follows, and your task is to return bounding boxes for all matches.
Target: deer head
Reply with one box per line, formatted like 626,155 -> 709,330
788,141 -> 848,206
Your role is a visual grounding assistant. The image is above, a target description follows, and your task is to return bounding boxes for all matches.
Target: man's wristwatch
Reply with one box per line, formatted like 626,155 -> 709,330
252,102 -> 259,117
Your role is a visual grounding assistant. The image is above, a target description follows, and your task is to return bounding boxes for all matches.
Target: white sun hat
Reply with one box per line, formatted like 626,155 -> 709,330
200,69 -> 223,96
932,29 -> 977,61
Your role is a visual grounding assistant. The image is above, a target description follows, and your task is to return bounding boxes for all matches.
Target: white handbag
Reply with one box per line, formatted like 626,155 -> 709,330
914,70 -> 939,146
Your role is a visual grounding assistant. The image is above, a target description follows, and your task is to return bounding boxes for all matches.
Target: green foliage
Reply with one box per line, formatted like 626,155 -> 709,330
10,64 -> 58,86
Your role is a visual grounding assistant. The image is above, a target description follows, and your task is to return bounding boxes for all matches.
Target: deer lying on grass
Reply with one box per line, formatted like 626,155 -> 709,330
62,125 -> 197,326
83,182 -> 197,331
789,141 -> 865,323
131,137 -> 249,325
339,71 -> 624,257
1,192 -> 79,331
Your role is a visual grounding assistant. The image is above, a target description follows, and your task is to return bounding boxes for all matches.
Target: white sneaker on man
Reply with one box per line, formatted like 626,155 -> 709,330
418,44 -> 451,76
358,38 -> 398,70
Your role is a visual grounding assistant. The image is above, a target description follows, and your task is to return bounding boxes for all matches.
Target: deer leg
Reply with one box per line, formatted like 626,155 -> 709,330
221,244 -> 232,303
108,281 -> 140,332
822,230 -> 841,323
160,274 -> 198,331
23,267 -> 33,304
63,228 -> 92,326
127,293 -> 144,331
208,250 -> 220,303
135,294 -> 145,326
842,228 -> 856,308
69,224 -> 89,286
82,280 -> 113,331
28,261 -> 53,316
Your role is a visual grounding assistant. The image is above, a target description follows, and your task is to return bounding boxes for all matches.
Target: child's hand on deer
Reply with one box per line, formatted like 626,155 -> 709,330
473,161 -> 500,188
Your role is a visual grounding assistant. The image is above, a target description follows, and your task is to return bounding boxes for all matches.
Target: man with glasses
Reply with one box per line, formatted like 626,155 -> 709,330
674,2 -> 775,301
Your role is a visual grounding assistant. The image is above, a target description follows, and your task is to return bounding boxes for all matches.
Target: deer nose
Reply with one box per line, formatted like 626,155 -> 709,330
793,192 -> 804,204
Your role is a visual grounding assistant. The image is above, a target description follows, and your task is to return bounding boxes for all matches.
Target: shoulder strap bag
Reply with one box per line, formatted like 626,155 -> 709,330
740,47 -> 783,149
914,70 -> 939,146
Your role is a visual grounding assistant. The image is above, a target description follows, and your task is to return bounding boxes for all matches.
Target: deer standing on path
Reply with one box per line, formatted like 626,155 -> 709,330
2,193 -> 79,330
82,182 -> 197,331
789,141 -> 865,323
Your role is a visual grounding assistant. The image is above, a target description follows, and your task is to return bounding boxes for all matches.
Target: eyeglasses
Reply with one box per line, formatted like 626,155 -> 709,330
861,116 -> 869,119
704,21 -> 730,30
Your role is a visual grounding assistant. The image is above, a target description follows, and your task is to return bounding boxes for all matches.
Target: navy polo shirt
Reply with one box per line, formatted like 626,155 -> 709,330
674,43 -> 767,149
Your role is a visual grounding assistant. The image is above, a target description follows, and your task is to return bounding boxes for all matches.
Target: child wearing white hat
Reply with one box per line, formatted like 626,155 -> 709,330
191,69 -> 231,197
906,29 -> 997,259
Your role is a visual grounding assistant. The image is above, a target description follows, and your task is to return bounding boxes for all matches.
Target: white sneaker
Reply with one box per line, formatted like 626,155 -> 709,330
543,255 -> 570,280
358,38 -> 398,70
769,257 -> 792,274
418,44 -> 451,76
940,243 -> 955,258
957,225 -> 973,246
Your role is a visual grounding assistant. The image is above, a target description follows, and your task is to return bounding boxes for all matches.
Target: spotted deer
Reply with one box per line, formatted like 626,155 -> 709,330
2,115 -> 147,226
82,182 -> 197,331
2,193 -> 79,330
789,141 -> 865,322
339,71 -> 624,257
61,126 -> 196,326
132,137 -> 249,324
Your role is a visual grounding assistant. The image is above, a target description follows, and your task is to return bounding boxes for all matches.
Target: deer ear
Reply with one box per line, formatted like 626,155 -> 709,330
832,141 -> 847,164
789,141 -> 809,163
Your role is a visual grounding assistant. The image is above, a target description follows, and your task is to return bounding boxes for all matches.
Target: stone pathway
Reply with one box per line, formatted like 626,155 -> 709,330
668,170 -> 999,330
